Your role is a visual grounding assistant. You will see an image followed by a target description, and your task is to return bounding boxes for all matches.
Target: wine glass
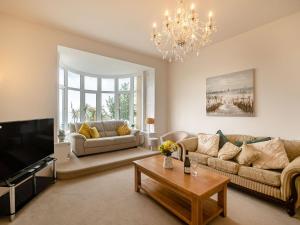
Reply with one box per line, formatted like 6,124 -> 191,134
190,158 -> 198,176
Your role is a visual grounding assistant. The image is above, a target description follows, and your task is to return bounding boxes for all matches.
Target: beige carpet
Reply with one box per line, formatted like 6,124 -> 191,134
56,147 -> 160,179
0,165 -> 299,225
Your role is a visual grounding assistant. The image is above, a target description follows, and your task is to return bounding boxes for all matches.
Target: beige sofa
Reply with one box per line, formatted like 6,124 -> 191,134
160,131 -> 189,160
70,120 -> 141,157
178,134 -> 300,216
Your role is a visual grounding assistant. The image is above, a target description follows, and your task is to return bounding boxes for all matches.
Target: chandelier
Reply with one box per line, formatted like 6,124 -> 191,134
151,0 -> 216,62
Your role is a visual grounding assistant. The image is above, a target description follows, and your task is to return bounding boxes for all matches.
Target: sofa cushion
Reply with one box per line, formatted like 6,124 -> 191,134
208,157 -> 240,174
235,144 -> 260,166
235,137 -> 272,147
84,135 -> 136,148
189,152 -> 210,165
196,134 -> 220,157
216,130 -> 228,149
238,166 -> 281,187
218,142 -> 241,160
78,123 -> 91,139
251,138 -> 289,170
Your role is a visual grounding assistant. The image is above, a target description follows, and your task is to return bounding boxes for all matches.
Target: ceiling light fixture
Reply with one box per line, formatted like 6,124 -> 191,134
151,0 -> 216,62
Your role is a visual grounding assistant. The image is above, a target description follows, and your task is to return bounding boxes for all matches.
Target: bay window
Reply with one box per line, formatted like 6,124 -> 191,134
58,67 -> 137,130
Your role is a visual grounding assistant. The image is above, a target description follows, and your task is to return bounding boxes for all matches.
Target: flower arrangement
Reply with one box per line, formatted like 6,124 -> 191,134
159,140 -> 178,157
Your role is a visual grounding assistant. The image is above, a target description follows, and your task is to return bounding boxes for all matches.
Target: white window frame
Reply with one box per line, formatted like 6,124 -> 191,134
58,66 -> 136,130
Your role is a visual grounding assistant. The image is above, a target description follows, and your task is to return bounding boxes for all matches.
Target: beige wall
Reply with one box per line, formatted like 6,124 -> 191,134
0,13 -> 168,136
168,12 -> 300,139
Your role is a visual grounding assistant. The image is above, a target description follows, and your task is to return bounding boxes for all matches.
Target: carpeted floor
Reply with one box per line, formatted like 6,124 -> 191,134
0,165 -> 299,225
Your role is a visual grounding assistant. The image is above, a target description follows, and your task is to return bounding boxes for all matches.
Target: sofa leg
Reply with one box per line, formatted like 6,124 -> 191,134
286,174 -> 300,216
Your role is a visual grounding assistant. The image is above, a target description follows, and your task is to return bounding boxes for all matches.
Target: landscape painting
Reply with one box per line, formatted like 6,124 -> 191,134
206,69 -> 254,117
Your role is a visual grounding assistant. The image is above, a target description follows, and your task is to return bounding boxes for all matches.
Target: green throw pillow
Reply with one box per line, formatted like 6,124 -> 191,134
216,130 -> 228,149
234,137 -> 272,147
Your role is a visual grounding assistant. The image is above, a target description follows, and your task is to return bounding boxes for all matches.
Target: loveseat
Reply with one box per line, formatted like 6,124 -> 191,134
178,134 -> 300,216
70,120 -> 141,157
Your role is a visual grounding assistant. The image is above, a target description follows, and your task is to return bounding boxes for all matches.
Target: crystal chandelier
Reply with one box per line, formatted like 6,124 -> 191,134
151,0 -> 216,62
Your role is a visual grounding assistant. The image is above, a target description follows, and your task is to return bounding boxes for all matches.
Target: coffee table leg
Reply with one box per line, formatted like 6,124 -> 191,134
218,184 -> 227,217
191,198 -> 203,225
135,166 -> 141,192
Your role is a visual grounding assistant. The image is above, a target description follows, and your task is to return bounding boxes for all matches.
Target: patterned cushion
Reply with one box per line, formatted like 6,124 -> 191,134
208,157 -> 240,174
218,142 -> 241,160
235,144 -> 260,166
238,166 -> 281,187
78,123 -> 91,139
189,152 -> 210,165
251,138 -> 289,169
196,134 -> 220,157
90,127 -> 100,138
116,124 -> 131,136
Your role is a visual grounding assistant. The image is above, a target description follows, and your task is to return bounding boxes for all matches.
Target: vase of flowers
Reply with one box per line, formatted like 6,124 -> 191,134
159,140 -> 178,169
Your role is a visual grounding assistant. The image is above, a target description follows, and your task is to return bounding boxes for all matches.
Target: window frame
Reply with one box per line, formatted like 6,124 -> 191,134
59,66 -> 136,130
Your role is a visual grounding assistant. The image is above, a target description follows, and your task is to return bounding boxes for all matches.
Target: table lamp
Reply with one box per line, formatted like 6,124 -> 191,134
145,117 -> 155,133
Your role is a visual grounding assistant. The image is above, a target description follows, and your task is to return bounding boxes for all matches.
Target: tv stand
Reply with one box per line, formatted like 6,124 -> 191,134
0,157 -> 56,221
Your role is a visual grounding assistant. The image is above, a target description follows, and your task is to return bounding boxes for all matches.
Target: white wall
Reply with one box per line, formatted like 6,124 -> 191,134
0,13 -> 168,136
168,12 -> 300,139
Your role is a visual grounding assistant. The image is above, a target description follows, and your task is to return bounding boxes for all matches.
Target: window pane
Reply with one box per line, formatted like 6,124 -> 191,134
59,88 -> 64,129
68,71 -> 80,88
119,93 -> 130,122
84,76 -> 97,91
68,90 -> 80,123
85,93 -> 97,121
119,78 -> 130,91
101,93 -> 115,120
134,91 -> 137,126
59,68 -> 64,86
101,78 -> 115,91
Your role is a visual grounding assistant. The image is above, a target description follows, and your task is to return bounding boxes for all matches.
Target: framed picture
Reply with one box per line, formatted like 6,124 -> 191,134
206,69 -> 255,117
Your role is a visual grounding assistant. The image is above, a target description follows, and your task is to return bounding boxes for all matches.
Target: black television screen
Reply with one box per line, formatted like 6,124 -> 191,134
0,118 -> 54,181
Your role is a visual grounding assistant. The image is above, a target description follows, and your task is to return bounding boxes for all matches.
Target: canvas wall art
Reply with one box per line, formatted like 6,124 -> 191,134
206,69 -> 254,117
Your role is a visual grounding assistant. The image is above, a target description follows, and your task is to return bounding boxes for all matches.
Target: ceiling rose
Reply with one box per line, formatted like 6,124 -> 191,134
151,0 -> 216,62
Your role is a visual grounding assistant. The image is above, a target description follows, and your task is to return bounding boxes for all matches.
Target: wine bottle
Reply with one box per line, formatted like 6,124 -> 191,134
184,154 -> 191,174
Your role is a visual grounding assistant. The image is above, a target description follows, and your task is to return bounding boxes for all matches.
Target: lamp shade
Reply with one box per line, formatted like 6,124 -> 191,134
145,117 -> 155,125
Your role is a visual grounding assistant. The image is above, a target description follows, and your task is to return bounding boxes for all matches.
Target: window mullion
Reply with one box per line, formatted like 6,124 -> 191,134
64,68 -> 68,130
129,77 -> 134,126
115,78 -> 119,120
97,77 -> 102,121
80,74 -> 85,122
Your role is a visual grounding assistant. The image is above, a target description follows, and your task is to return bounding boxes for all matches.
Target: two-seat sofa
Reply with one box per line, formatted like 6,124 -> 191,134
178,134 -> 300,216
70,120 -> 141,157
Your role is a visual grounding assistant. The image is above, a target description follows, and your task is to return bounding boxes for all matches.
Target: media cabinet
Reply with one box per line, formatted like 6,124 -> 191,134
0,157 -> 56,221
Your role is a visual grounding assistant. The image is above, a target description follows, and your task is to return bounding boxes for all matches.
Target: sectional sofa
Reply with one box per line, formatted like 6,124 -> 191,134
178,134 -> 300,216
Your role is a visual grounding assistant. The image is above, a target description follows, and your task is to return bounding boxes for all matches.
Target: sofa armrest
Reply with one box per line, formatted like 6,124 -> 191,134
178,137 -> 198,161
281,156 -> 300,204
70,133 -> 86,156
131,129 -> 140,145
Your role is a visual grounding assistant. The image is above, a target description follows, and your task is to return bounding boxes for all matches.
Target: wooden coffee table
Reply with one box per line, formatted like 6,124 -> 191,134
133,155 -> 230,225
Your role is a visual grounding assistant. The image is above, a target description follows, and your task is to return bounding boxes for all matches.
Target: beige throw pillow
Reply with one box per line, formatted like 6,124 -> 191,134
235,144 -> 260,166
251,138 -> 289,169
196,134 -> 220,157
218,142 -> 241,160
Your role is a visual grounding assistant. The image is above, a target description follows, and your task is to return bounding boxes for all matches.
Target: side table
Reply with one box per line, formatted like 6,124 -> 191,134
148,137 -> 159,151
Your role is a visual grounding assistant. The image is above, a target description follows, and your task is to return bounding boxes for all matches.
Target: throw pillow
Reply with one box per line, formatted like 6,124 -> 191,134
78,123 -> 91,138
235,144 -> 260,166
116,124 -> 131,136
90,127 -> 100,138
218,142 -> 241,160
196,134 -> 220,157
251,138 -> 289,169
216,130 -> 228,149
234,137 -> 271,147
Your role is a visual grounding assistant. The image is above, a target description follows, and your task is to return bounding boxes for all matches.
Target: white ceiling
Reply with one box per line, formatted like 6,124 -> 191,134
1,0 -> 300,58
58,46 -> 153,75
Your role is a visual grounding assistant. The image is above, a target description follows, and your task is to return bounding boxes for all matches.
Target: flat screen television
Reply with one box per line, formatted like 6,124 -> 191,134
0,118 -> 54,182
